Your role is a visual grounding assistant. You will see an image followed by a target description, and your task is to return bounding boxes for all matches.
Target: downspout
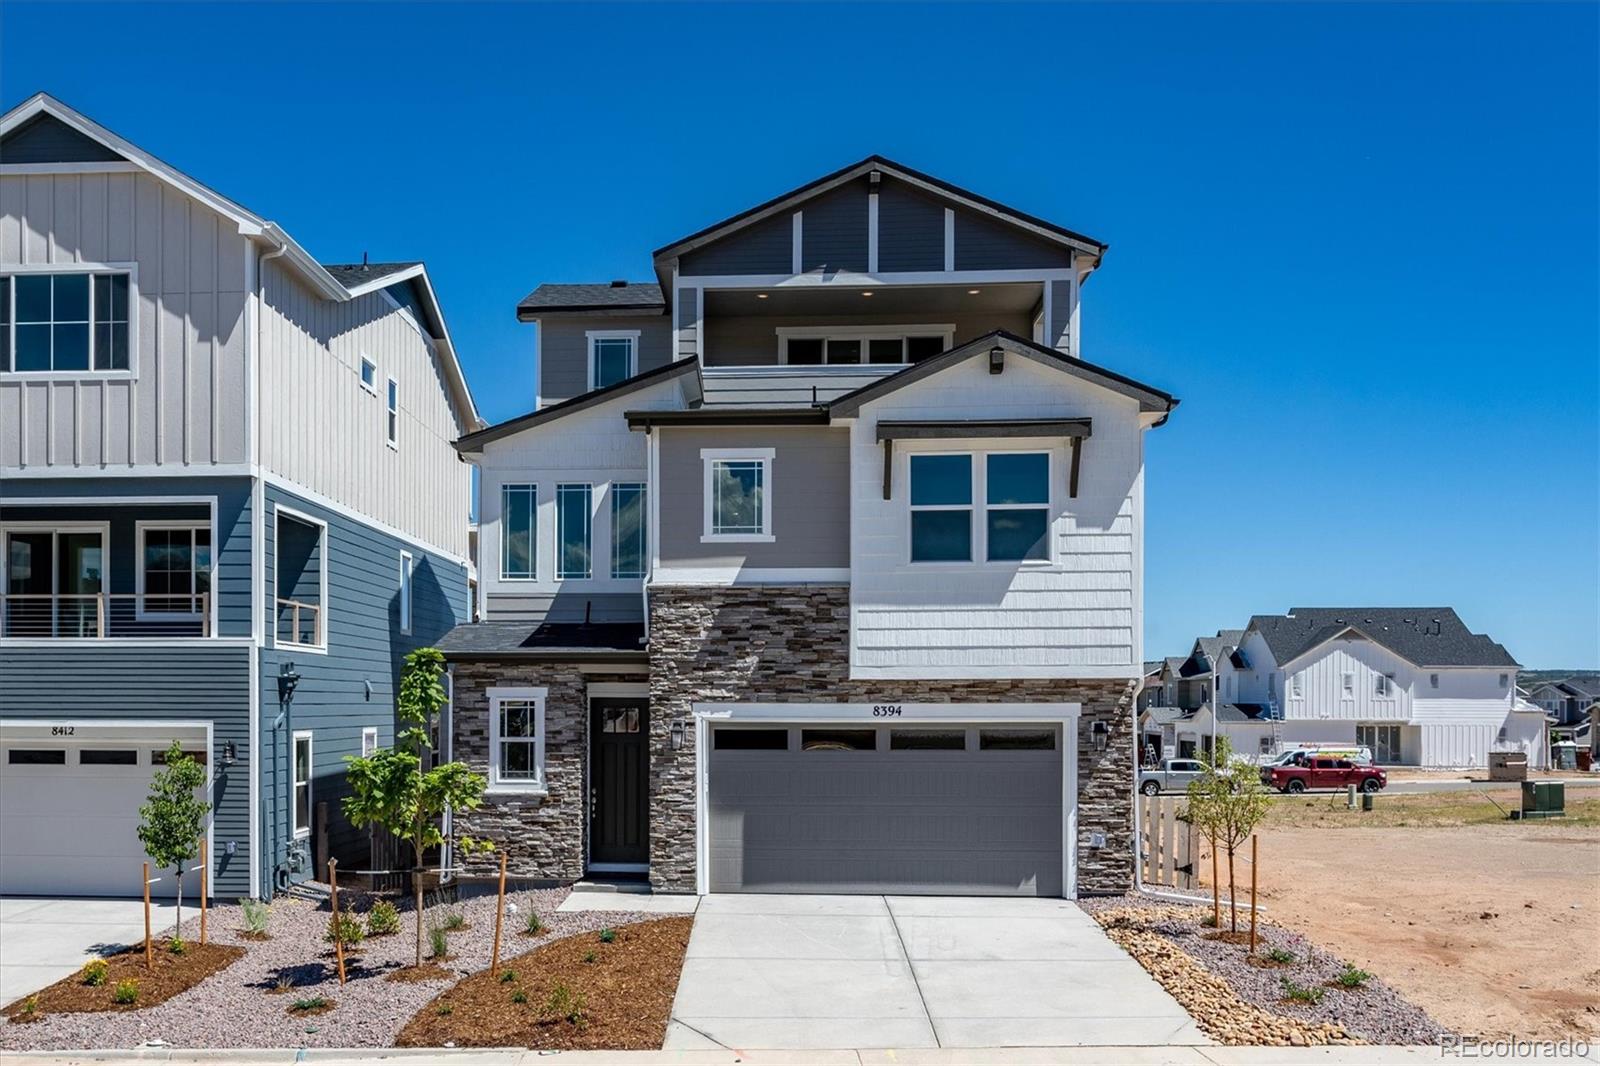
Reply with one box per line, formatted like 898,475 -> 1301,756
256,240 -> 288,895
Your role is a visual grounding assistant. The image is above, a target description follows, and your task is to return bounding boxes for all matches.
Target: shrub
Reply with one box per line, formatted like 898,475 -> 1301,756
435,1003 -> 453,1016
428,924 -> 450,960
81,959 -> 109,986
523,911 -> 546,936
291,996 -> 328,1011
169,936 -> 187,956
511,990 -> 528,1004
543,981 -> 586,1025
1334,964 -> 1373,989
366,899 -> 400,937
582,950 -> 597,964
1280,977 -> 1325,1005
17,995 -> 39,1017
499,970 -> 517,984
239,897 -> 271,936
113,980 -> 140,1005
1266,947 -> 1296,964
273,975 -> 294,994
324,905 -> 366,948
441,909 -> 468,932
598,927 -> 616,944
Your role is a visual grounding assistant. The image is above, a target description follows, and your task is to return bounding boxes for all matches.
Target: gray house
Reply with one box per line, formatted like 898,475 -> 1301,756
442,157 -> 1179,898
0,94 -> 482,899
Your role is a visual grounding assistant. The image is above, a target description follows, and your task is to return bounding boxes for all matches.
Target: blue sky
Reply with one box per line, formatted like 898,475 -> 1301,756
4,2 -> 1595,667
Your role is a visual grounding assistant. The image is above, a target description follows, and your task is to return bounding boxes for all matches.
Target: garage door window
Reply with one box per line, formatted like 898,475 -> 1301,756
890,729 -> 966,750
979,729 -> 1056,750
80,749 -> 137,766
292,732 -> 312,838
801,729 -> 876,751
713,728 -> 788,751
7,749 -> 65,765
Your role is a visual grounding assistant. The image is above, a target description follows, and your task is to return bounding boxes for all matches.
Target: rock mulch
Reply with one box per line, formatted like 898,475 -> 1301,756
1080,894 -> 1445,1046
0,884 -> 650,1051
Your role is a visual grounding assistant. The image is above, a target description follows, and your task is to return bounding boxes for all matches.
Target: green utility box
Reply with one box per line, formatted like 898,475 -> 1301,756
1520,780 -> 1566,819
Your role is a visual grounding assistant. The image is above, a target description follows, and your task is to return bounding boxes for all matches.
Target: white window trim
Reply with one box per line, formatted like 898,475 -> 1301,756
498,483 -> 537,581
134,521 -> 212,622
292,730 -> 313,839
273,503 -> 329,653
1290,674 -> 1303,699
586,330 -> 640,391
701,447 -> 775,543
359,355 -> 378,395
361,726 -> 379,757
555,483 -> 594,580
0,263 -> 140,380
906,448 -> 1056,568
385,377 -> 399,449
0,521 -> 113,634
487,686 -> 548,794
776,323 -> 955,366
398,550 -> 413,635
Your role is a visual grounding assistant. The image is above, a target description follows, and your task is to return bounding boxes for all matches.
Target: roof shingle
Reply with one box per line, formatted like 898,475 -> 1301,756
1248,608 -> 1519,669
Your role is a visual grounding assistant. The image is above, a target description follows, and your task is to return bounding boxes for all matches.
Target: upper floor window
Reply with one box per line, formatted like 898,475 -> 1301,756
588,331 -> 639,390
1,270 -> 131,373
1375,673 -> 1393,697
702,448 -> 774,542
386,378 -> 399,447
1290,674 -> 1302,698
909,451 -> 1051,563
275,508 -> 326,649
137,524 -> 211,620
359,355 -> 377,394
556,484 -> 593,580
611,483 -> 647,579
500,484 -> 536,580
778,325 -> 953,366
398,550 -> 413,635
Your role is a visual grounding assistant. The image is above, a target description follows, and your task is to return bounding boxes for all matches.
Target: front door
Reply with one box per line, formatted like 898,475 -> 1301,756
589,698 -> 649,868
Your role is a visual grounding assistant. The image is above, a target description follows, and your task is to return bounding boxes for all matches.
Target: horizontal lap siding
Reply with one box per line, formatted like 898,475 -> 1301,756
877,179 -> 945,273
800,179 -> 868,273
260,484 -> 469,889
953,207 -> 1075,271
0,173 -> 249,471
680,212 -> 792,276
537,315 -> 673,406
0,644 -> 254,898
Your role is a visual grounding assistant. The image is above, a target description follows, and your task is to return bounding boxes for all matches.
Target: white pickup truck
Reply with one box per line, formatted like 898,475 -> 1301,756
1138,758 -> 1207,796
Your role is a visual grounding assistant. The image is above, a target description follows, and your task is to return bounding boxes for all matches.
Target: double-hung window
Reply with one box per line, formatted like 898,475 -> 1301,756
500,484 -> 536,580
556,484 -> 593,579
610,483 -> 647,579
292,731 -> 313,838
909,454 -> 973,562
702,449 -> 773,541
2,270 -> 131,373
908,451 -> 1051,563
587,331 -> 638,390
137,524 -> 212,618
488,687 -> 546,792
385,378 -> 399,447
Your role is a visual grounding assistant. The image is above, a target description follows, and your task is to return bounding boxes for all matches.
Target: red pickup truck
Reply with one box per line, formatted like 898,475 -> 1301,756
1265,757 -> 1387,794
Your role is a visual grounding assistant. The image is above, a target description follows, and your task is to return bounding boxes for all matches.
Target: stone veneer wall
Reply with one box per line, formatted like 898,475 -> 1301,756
448,660 -> 644,881
647,585 -> 1137,896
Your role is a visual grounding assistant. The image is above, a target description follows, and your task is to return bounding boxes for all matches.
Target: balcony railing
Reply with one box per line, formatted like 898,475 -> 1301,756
0,593 -> 211,639
276,598 -> 322,647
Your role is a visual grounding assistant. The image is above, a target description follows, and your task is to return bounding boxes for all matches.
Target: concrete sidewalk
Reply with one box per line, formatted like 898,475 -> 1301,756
6,1045 -> 1595,1064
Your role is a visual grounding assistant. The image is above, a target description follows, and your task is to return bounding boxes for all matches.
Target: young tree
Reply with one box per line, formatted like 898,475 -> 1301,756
1185,737 -> 1272,933
343,647 -> 490,967
137,742 -> 211,938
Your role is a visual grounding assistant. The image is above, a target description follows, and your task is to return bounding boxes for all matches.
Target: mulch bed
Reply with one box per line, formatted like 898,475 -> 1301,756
385,963 -> 455,984
1,939 -> 245,1019
393,916 -> 692,1050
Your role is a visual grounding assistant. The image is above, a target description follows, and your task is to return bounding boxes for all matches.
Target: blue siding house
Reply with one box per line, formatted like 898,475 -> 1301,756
0,94 -> 482,900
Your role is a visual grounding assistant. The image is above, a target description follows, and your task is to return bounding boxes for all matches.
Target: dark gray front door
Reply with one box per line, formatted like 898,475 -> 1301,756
708,723 -> 1064,896
590,698 -> 649,867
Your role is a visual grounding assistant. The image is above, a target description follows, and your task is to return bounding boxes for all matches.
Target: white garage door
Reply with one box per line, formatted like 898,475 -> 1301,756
0,724 -> 210,898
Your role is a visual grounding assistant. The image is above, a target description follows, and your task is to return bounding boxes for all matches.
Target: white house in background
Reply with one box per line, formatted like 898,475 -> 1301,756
1227,607 -> 1543,769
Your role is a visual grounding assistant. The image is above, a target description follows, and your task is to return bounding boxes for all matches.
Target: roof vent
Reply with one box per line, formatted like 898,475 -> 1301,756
610,279 -> 628,288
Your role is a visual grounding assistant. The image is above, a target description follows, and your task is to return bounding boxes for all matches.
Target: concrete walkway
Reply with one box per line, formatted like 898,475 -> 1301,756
666,894 -> 1207,1050
0,896 -> 179,1006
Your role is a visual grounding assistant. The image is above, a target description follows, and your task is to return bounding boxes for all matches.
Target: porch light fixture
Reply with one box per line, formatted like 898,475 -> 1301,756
221,741 -> 237,767
670,720 -> 686,751
989,345 -> 1005,374
1091,720 -> 1109,751
277,661 -> 301,703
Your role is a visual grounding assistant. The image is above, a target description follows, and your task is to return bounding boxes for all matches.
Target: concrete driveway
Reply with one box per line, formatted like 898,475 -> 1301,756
666,895 -> 1207,1050
0,897 -> 178,1006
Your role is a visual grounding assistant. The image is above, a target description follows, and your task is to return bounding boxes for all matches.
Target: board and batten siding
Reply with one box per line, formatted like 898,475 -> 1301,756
258,483 -> 469,888
0,643 -> 255,898
0,172 -> 250,470
478,378 -> 682,622
1278,640 -> 1414,723
847,355 -> 1144,680
536,314 -> 673,407
256,259 -> 471,560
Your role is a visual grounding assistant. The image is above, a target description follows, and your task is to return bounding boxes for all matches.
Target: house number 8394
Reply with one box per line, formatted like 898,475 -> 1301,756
872,705 -> 903,717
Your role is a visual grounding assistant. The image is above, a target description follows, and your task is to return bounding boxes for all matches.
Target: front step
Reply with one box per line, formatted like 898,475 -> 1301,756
571,877 -> 652,895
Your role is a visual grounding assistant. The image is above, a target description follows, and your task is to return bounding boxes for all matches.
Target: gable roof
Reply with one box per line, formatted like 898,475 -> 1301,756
322,261 -> 424,296
0,94 -> 481,433
825,331 -> 1178,420
1248,608 -> 1519,670
517,282 -> 665,318
652,155 -> 1107,269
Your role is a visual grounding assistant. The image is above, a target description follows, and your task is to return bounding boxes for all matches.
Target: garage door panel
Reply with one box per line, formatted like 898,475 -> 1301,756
710,723 -> 1065,897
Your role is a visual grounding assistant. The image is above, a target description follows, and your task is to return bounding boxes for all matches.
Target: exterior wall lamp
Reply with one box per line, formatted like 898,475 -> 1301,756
277,661 -> 301,704
221,741 -> 237,767
1091,720 -> 1109,752
670,720 -> 686,751
988,346 -> 1005,374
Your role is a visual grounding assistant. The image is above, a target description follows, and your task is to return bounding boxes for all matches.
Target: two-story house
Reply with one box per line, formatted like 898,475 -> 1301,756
441,157 -> 1179,898
0,95 -> 481,900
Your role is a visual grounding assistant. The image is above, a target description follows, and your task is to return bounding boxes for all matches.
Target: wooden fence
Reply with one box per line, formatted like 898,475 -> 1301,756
1139,794 -> 1197,889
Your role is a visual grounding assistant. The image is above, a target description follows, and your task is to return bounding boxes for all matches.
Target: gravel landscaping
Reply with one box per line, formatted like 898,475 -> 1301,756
1080,893 -> 1446,1046
0,884 -> 650,1051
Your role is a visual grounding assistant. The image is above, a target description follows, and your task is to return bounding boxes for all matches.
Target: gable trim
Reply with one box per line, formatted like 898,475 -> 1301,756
455,357 -> 699,453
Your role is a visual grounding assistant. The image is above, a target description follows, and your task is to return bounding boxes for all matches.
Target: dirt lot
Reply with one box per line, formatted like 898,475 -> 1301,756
1198,791 -> 1600,1041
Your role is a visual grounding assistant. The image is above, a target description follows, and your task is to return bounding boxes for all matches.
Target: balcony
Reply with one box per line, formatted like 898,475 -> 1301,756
276,597 -> 322,648
1,592 -> 211,639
